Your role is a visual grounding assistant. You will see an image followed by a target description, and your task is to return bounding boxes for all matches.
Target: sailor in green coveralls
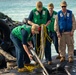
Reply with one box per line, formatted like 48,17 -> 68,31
10,24 -> 39,72
47,3 -> 60,63
28,1 -> 51,65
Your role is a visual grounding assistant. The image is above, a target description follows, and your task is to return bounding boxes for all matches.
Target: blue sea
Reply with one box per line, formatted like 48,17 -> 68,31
0,0 -> 76,56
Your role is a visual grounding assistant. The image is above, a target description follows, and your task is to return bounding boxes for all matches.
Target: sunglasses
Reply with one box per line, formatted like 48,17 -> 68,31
62,6 -> 66,8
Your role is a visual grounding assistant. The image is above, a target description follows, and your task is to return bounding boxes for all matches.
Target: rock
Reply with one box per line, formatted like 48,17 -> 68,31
0,53 -> 7,69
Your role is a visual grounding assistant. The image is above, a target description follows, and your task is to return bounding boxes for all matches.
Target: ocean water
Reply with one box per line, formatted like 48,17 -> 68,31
0,0 -> 76,56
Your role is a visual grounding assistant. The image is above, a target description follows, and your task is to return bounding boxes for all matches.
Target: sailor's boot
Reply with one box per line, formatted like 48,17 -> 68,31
48,61 -> 52,65
60,57 -> 65,62
56,54 -> 61,59
68,57 -> 73,63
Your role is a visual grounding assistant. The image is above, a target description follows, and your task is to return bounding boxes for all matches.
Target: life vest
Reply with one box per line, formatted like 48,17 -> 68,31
58,10 -> 72,33
47,11 -> 57,32
12,25 -> 31,41
32,7 -> 48,25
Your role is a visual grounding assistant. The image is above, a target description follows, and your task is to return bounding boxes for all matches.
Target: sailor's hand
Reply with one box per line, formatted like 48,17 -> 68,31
57,32 -> 61,38
45,20 -> 51,27
28,46 -> 33,50
70,31 -> 73,36
28,54 -> 33,60
29,44 -> 33,49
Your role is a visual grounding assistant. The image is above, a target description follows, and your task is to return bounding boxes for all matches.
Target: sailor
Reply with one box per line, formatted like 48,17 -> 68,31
10,24 -> 39,72
47,3 -> 60,61
28,1 -> 51,65
54,1 -> 76,63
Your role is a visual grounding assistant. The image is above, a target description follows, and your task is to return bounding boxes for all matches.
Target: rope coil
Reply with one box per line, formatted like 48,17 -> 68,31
36,25 -> 52,60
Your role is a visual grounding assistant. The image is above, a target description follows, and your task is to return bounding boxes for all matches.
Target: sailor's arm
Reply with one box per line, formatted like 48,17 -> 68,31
28,10 -> 39,26
21,29 -> 33,60
54,15 -> 61,37
72,14 -> 76,32
70,14 -> 76,36
23,44 -> 32,60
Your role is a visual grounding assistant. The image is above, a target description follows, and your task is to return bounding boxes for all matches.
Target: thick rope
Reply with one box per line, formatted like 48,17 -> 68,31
36,25 -> 52,60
